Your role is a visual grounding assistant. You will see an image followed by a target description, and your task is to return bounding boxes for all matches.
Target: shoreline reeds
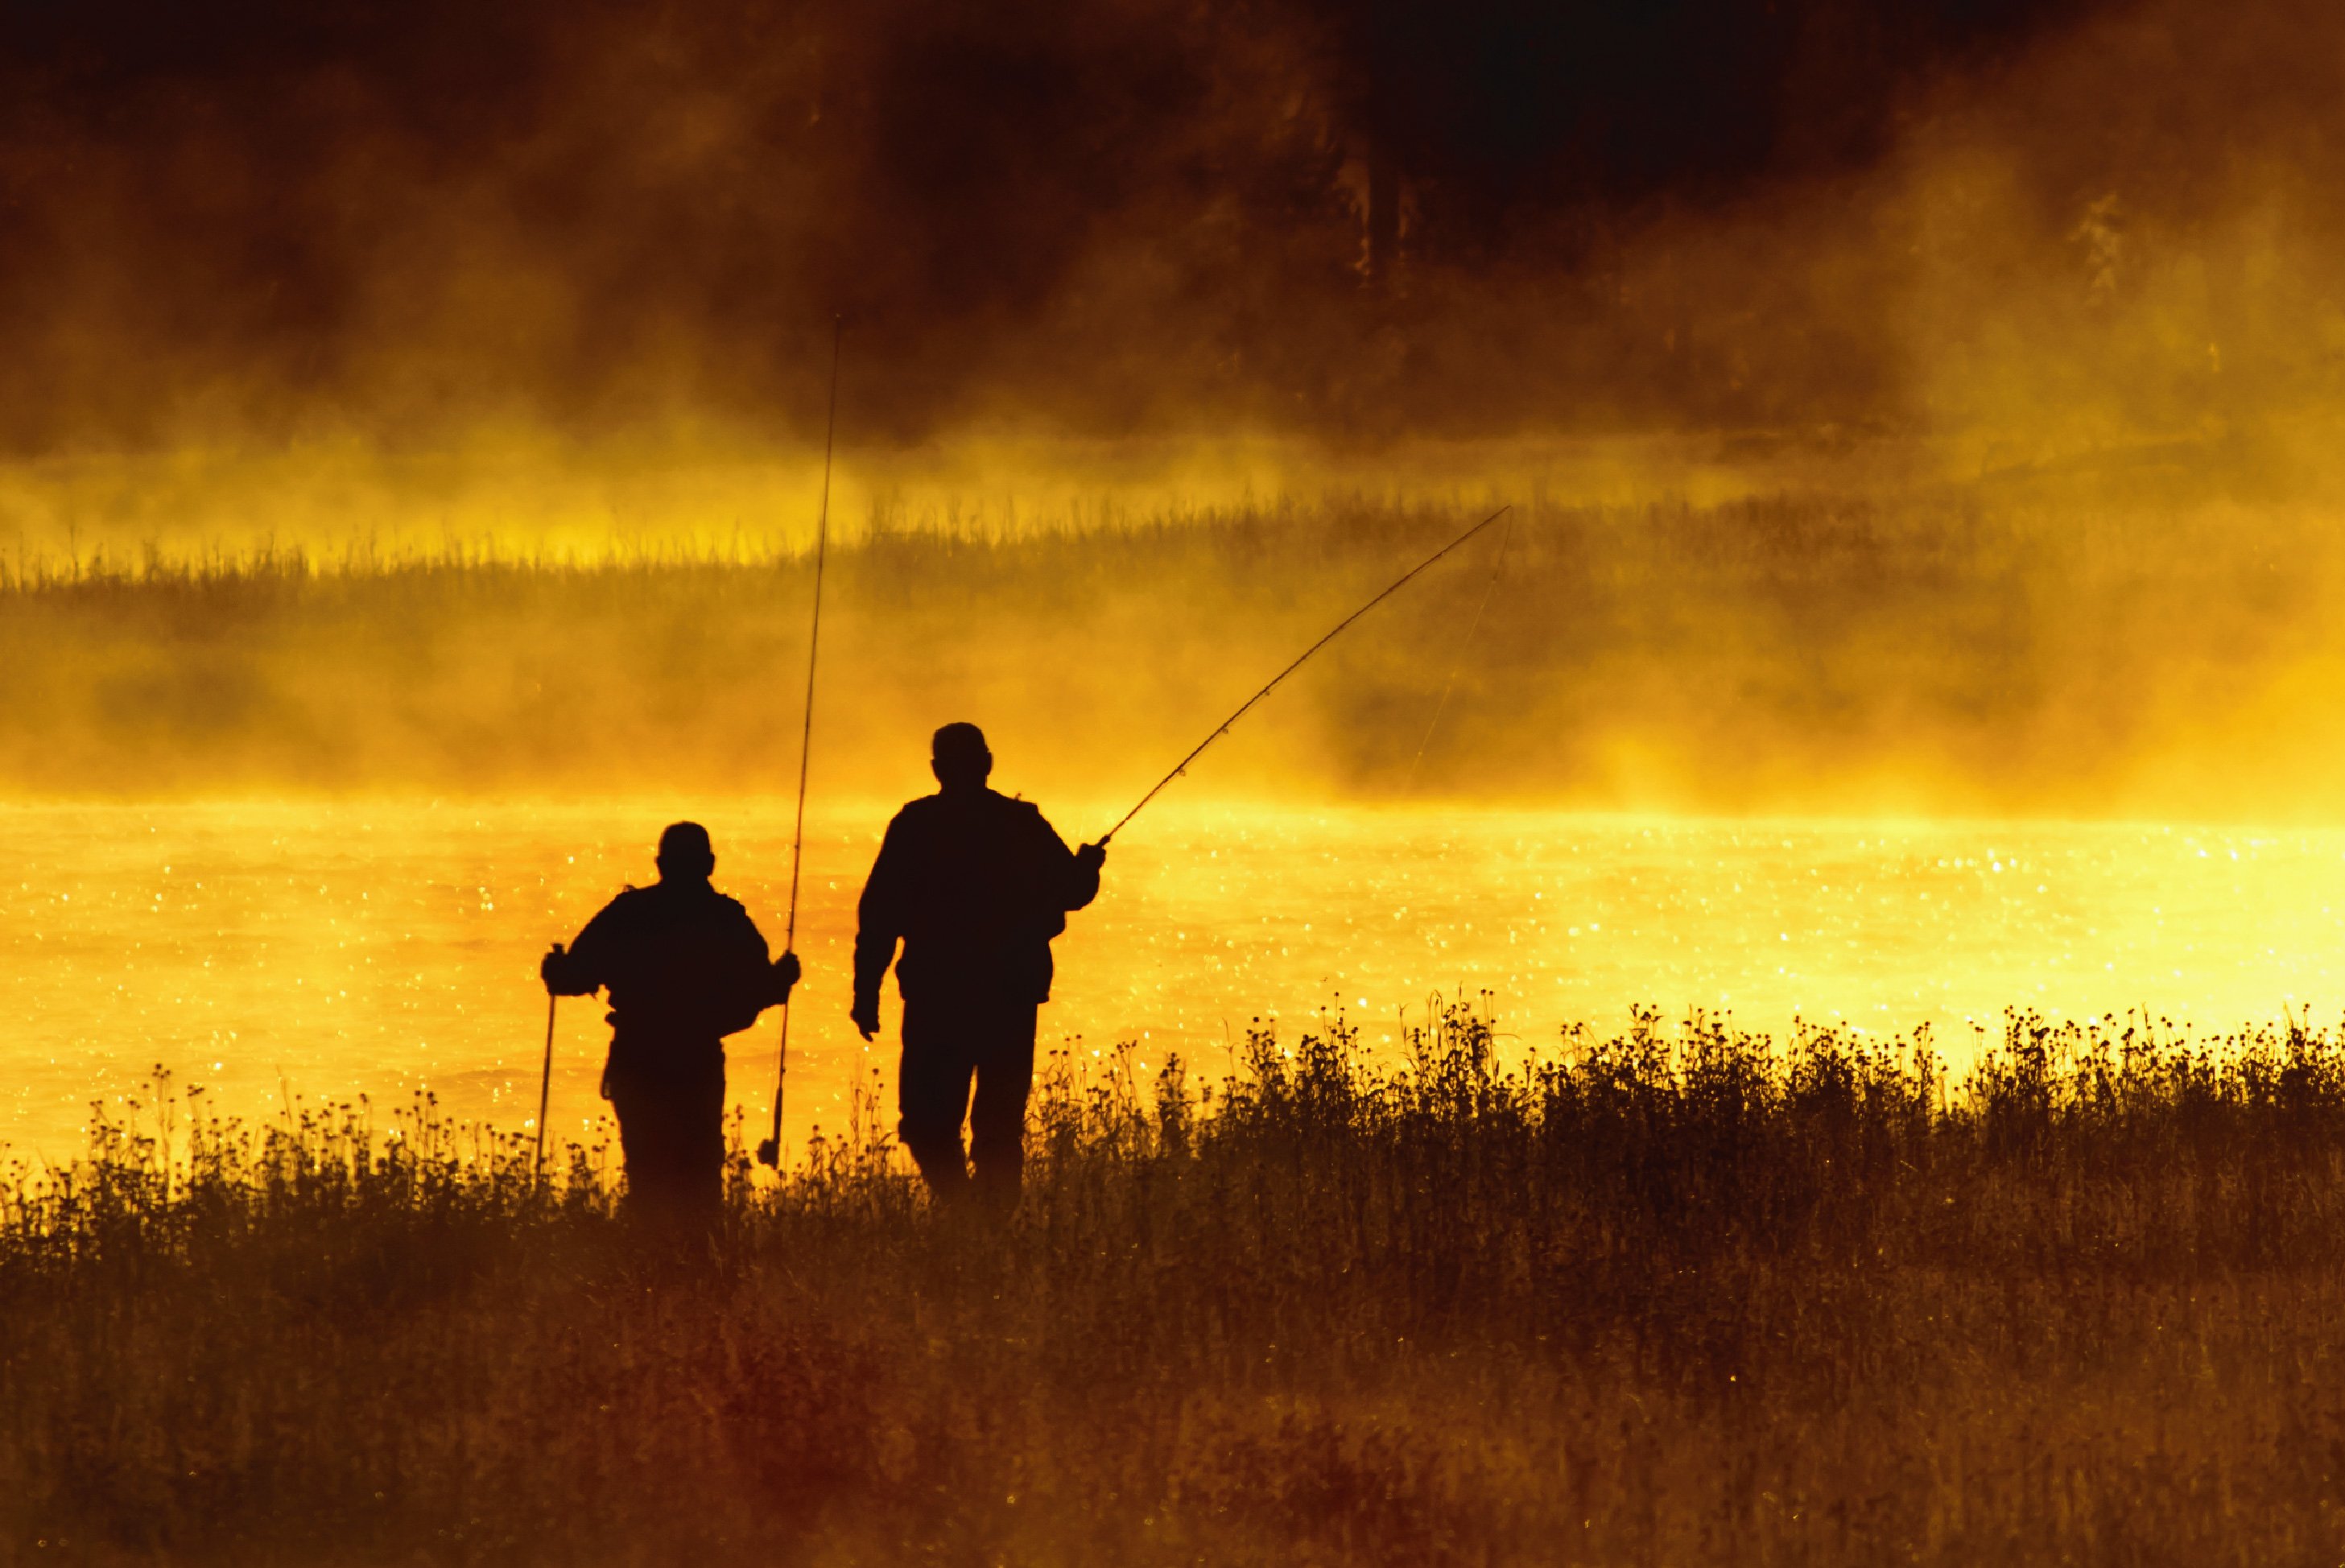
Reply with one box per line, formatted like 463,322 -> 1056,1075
7,1002 -> 2345,1563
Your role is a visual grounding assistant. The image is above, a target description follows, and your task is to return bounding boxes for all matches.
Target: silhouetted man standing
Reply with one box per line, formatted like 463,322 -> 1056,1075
853,724 -> 1105,1211
542,822 -> 799,1224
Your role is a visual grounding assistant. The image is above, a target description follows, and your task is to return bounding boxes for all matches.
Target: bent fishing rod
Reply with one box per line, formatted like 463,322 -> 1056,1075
758,315 -> 843,1170
1097,502 -> 1513,846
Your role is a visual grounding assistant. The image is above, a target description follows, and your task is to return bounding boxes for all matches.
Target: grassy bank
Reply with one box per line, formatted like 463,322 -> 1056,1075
8,1003 -> 2345,1565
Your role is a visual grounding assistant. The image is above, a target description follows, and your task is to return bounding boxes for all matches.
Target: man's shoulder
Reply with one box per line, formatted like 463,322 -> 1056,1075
596,882 -> 651,915
609,882 -> 745,918
663,882 -> 751,926
888,794 -> 945,836
890,790 -> 1052,840
572,884 -> 648,944
986,789 -> 1047,819
894,791 -> 1042,823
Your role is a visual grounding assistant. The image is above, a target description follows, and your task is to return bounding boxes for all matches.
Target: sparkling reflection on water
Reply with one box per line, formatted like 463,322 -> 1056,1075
5,797 -> 2343,1164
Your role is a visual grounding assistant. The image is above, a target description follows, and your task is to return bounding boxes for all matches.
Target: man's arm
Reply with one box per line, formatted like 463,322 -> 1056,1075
735,906 -> 802,1005
716,904 -> 799,1034
542,897 -> 624,996
1033,809 -> 1104,913
851,815 -> 911,1036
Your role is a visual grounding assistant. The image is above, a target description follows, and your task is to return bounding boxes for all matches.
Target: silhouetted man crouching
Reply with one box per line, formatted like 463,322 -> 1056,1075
543,822 -> 798,1224
853,724 -> 1104,1211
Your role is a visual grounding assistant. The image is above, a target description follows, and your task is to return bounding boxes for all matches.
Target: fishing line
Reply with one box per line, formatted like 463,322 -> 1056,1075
758,316 -> 842,1170
1404,509 -> 1514,792
1099,503 -> 1512,844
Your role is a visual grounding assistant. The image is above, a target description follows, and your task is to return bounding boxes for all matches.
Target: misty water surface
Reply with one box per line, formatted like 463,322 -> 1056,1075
6,798 -> 2343,1165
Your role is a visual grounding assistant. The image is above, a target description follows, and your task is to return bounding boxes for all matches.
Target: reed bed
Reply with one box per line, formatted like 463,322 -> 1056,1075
6,1002 -> 2345,1564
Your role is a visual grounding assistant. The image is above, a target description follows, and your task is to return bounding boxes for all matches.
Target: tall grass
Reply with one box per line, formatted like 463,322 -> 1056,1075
7,1002 -> 2345,1564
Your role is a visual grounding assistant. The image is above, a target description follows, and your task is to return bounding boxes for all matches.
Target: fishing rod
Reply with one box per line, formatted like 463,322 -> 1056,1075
758,315 -> 843,1170
1097,502 -> 1513,846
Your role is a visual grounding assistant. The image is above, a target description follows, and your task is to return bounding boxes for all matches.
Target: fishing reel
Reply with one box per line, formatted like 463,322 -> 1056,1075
755,1137 -> 782,1168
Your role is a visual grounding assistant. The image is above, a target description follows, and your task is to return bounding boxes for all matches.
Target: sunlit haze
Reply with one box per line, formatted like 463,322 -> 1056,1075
10,0 -> 2345,1145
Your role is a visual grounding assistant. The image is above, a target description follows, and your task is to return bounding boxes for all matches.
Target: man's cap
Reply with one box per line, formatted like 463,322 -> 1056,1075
932,722 -> 990,771
657,821 -> 715,869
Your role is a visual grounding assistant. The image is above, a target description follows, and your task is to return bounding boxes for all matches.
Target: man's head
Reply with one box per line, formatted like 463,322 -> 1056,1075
655,821 -> 716,883
931,722 -> 993,793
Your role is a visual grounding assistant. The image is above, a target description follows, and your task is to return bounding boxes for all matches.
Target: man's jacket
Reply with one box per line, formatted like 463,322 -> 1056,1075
547,881 -> 782,1074
854,788 -> 1100,1009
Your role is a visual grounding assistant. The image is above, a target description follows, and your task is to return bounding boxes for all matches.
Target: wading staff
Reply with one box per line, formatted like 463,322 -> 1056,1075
758,315 -> 843,1170
533,989 -> 557,1184
1096,503 -> 1512,846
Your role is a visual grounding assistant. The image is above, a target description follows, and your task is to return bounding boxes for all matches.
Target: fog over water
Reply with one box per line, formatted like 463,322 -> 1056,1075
10,0 -> 2345,1165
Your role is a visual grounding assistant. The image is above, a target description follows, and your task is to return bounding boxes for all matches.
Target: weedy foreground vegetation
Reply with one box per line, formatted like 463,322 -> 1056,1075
7,1005 -> 2345,1566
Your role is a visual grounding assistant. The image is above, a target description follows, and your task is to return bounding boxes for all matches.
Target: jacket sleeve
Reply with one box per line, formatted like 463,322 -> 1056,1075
853,814 -> 911,1008
1034,810 -> 1100,914
548,895 -> 625,996
714,903 -> 779,1036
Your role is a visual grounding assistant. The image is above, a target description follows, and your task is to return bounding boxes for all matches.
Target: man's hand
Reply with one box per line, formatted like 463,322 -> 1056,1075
1077,840 -> 1108,873
850,994 -> 881,1042
772,950 -> 803,1001
539,943 -> 568,994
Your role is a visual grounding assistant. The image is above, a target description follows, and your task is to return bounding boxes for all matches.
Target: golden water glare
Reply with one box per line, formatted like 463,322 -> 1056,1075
6,795 -> 2342,1168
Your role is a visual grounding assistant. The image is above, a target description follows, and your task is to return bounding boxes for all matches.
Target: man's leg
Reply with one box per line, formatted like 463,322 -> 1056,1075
967,1001 -> 1039,1211
682,1057 -> 727,1225
898,1001 -> 976,1202
609,1077 -> 679,1215
609,1057 -> 725,1231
